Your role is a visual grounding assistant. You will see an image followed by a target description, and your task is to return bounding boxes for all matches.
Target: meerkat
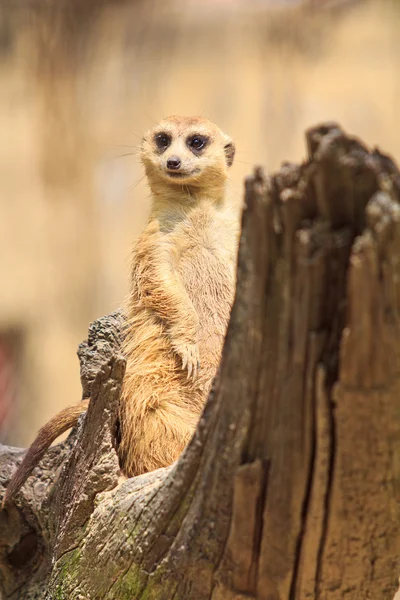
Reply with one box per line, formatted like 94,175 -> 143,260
3,115 -> 238,506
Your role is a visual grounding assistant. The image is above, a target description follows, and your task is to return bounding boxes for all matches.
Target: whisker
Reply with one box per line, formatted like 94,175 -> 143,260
225,177 -> 242,201
109,149 -> 141,161
232,159 -> 254,166
127,173 -> 146,190
130,132 -> 143,141
143,112 -> 159,126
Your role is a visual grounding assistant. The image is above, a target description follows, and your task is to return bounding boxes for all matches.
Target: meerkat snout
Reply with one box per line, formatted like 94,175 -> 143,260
166,156 -> 182,171
141,115 -> 235,191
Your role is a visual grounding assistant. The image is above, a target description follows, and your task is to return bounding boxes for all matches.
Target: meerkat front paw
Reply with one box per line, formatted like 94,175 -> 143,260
171,339 -> 200,380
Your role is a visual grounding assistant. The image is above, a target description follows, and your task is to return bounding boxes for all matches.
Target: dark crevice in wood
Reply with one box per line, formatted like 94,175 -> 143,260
251,459 -> 269,595
289,398 -> 316,600
6,532 -> 39,570
314,373 -> 336,600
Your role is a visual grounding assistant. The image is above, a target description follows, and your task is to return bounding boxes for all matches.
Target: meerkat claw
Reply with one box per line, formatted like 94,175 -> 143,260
172,340 -> 200,380
190,349 -> 200,380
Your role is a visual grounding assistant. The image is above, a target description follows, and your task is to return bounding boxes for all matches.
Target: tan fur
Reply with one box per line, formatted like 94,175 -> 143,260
119,115 -> 238,475
2,399 -> 90,508
2,116 -> 238,504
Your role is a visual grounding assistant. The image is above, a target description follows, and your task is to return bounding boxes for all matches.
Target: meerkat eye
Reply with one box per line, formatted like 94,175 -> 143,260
187,135 -> 208,151
154,133 -> 171,151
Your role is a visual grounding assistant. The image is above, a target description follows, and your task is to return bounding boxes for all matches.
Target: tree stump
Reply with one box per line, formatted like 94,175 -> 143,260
0,123 -> 399,600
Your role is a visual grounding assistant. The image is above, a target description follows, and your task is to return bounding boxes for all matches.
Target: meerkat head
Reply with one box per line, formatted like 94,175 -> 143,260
141,116 -> 235,196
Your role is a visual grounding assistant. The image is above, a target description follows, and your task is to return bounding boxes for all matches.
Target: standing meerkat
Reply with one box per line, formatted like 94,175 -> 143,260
3,115 -> 239,504
119,115 -> 238,475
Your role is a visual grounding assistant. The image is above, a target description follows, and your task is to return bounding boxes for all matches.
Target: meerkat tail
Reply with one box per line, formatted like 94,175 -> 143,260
2,399 -> 90,508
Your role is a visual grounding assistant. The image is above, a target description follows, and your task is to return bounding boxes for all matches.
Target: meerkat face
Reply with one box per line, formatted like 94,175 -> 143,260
141,116 -> 235,191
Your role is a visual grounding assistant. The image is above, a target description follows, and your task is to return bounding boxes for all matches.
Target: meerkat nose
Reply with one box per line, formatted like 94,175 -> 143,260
167,156 -> 181,170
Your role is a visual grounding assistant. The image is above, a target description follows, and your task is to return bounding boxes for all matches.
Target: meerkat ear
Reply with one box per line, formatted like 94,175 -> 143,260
224,139 -> 235,168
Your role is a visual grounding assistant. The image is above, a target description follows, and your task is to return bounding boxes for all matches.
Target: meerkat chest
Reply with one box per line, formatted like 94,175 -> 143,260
173,207 -> 238,320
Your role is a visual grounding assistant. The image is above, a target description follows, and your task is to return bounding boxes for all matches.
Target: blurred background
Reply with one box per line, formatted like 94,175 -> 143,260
0,0 -> 399,446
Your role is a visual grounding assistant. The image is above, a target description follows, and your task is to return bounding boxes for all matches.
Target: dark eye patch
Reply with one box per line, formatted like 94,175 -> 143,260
187,135 -> 209,153
154,132 -> 171,151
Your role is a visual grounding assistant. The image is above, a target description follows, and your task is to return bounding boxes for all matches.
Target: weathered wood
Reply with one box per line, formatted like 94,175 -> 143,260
0,312 -> 124,599
1,123 -> 399,599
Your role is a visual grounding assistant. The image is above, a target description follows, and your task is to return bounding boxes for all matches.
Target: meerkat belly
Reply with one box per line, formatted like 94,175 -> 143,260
177,244 -> 235,368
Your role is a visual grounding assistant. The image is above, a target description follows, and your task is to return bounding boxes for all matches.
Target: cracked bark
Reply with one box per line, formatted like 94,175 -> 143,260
1,123 -> 400,600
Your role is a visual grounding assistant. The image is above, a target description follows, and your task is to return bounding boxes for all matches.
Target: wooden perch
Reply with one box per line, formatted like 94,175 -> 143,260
0,123 -> 399,599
